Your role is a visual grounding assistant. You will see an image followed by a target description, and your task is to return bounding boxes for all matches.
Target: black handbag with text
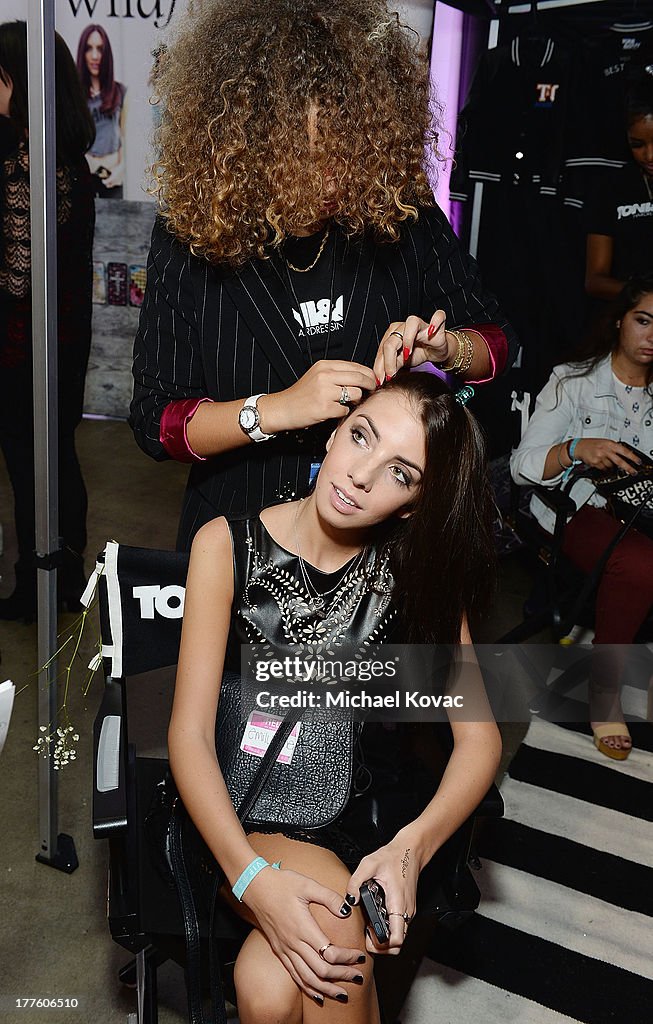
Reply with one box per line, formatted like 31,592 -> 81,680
589,444 -> 653,539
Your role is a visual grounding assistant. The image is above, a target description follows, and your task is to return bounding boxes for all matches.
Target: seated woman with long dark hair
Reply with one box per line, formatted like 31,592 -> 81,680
511,275 -> 653,760
168,370 -> 502,1023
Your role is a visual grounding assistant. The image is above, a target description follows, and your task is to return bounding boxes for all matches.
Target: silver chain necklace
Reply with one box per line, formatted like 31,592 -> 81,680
293,500 -> 365,619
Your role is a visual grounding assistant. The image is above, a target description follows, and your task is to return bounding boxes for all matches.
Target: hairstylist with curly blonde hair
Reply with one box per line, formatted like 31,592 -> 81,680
131,0 -> 517,550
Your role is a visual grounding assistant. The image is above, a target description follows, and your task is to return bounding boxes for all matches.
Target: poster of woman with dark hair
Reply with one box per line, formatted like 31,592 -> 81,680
76,24 -> 127,199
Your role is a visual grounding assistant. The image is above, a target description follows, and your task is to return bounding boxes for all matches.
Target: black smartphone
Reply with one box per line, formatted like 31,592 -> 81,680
359,878 -> 390,944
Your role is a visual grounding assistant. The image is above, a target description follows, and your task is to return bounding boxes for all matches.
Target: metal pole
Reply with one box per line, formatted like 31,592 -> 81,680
28,0 -> 78,873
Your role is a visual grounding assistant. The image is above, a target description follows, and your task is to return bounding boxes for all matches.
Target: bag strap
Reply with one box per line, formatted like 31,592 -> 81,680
234,708 -> 302,824
169,796 -> 210,1024
169,704 -> 302,1024
560,491 -> 651,637
208,709 -> 302,1021
175,707 -> 302,1024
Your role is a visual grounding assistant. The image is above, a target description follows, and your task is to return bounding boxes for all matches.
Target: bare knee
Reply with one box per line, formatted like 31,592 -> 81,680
234,953 -> 302,1024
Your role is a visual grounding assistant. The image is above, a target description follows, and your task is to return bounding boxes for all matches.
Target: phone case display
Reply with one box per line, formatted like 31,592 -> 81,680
107,261 -> 128,306
129,264 -> 147,307
92,261 -> 106,304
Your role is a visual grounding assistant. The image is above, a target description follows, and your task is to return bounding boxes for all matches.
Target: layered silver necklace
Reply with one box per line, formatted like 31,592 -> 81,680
293,499 -> 366,619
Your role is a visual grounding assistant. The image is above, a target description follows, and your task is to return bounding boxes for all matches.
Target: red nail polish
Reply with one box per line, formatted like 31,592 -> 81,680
385,373 -> 392,382
375,376 -> 381,388
403,346 -> 410,362
428,323 -> 436,339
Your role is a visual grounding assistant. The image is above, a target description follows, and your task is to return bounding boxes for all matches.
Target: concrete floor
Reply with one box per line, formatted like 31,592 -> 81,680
0,419 -> 533,1024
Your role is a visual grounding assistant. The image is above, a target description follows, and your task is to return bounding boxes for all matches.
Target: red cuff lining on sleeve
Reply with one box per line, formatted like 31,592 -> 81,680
463,324 -> 508,383
159,398 -> 213,462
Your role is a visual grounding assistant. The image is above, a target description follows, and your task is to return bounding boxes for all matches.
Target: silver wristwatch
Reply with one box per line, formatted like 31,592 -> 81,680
238,393 -> 276,442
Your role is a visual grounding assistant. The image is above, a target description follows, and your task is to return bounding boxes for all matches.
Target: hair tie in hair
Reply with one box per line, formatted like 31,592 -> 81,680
455,385 -> 475,406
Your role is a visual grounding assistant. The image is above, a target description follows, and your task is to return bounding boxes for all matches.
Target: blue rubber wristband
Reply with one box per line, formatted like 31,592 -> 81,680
232,856 -> 280,902
562,437 -> 583,483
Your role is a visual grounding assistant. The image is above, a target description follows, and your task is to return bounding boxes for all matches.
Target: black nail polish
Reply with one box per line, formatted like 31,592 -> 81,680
357,954 -> 366,964
339,902 -> 352,917
345,892 -> 357,905
365,927 -> 372,941
352,975 -> 364,985
336,994 -> 349,1003
313,994 -> 324,1005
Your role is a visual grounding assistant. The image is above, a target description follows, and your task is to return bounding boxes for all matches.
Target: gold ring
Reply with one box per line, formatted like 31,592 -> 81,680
318,942 -> 333,961
389,330 -> 404,341
388,912 -> 412,924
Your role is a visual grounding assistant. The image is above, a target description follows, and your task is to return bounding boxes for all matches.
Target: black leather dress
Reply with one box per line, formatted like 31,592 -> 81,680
222,512 -> 411,868
226,513 -> 397,656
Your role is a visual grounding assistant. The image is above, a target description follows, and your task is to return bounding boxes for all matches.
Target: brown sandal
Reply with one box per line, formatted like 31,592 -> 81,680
592,723 -> 632,761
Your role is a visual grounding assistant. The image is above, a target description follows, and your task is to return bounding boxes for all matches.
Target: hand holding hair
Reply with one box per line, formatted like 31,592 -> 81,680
374,309 -> 450,382
257,359 -> 377,434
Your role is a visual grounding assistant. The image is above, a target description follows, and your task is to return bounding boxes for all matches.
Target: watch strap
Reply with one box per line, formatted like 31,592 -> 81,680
240,394 -> 275,442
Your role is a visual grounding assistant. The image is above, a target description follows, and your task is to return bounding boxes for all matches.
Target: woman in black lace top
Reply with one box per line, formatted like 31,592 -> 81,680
0,21 -> 95,620
169,371 -> 502,1023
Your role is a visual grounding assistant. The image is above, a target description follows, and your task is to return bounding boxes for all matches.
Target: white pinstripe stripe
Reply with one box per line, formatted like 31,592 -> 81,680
131,210 -> 516,512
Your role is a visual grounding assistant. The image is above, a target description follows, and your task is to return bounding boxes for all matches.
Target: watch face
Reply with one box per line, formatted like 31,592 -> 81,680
239,406 -> 259,432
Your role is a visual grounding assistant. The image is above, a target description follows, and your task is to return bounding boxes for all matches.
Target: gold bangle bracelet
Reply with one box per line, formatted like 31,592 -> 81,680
439,330 -> 464,372
457,331 -> 474,374
441,329 -> 475,374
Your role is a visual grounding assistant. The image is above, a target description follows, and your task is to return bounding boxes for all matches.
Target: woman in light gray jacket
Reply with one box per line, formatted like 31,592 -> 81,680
511,275 -> 653,760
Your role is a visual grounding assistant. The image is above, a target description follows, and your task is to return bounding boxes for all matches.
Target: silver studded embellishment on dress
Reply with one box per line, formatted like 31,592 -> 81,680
237,527 -> 394,656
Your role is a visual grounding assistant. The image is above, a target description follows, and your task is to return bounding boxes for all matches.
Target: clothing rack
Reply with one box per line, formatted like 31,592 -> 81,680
466,0 -> 649,257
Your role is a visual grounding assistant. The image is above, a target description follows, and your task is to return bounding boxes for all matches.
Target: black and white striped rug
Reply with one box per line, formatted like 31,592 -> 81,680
402,718 -> 653,1024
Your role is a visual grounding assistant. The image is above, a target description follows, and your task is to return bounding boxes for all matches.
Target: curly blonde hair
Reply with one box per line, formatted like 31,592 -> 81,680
150,0 -> 439,265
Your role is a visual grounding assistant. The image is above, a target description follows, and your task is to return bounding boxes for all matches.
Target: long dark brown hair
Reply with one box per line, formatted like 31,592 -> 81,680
360,371 -> 496,644
559,275 -> 653,394
0,20 -> 94,161
76,23 -> 123,115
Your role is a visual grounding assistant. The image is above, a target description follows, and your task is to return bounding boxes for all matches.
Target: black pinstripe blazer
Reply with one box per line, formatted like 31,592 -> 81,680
130,209 -> 517,549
